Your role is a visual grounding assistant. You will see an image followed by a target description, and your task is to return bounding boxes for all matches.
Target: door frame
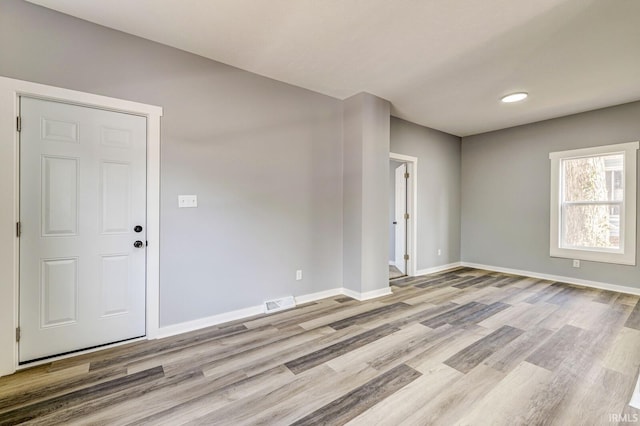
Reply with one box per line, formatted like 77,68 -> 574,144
389,152 -> 417,277
393,162 -> 407,274
0,76 -> 163,376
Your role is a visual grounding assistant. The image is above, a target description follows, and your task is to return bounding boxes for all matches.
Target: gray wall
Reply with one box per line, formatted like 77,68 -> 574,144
461,101 -> 640,288
360,94 -> 391,293
0,0 -> 344,326
342,95 -> 364,294
390,118 -> 462,270
343,93 -> 391,294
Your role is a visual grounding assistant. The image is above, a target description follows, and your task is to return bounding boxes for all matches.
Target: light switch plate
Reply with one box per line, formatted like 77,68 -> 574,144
178,195 -> 197,208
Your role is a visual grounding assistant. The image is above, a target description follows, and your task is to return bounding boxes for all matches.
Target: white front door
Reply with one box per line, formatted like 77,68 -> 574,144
19,97 -> 147,363
394,163 -> 407,274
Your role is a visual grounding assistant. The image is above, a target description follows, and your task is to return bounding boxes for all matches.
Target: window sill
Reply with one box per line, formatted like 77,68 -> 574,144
550,247 -> 636,266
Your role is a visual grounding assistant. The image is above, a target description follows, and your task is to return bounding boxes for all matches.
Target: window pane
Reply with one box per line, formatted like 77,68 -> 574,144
562,204 -> 620,249
562,154 -> 624,202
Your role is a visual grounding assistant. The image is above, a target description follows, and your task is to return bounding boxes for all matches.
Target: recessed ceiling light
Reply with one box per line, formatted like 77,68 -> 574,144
501,92 -> 528,103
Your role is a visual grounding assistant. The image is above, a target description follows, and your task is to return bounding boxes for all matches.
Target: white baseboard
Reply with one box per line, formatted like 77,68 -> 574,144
389,261 -> 396,266
295,288 -> 343,305
460,262 -> 640,296
155,285 -> 381,339
156,305 -> 264,339
342,287 -> 393,301
415,262 -> 462,276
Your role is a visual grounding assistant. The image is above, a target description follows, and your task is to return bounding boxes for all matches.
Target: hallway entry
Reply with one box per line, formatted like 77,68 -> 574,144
390,160 -> 408,278
388,153 -> 417,281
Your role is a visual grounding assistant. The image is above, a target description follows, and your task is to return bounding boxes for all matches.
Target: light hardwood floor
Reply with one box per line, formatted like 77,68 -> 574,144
2,267 -> 640,425
389,265 -> 404,280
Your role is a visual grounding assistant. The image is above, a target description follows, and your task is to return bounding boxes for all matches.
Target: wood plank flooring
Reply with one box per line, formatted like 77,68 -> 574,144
2,268 -> 640,425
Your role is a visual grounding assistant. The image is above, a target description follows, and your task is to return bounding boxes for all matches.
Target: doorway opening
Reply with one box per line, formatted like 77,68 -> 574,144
389,153 -> 417,281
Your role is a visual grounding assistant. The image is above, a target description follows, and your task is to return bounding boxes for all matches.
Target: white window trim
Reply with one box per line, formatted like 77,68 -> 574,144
549,141 -> 638,265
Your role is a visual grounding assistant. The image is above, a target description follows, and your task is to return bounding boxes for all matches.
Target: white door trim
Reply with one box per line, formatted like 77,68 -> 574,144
389,152 -> 418,277
394,163 -> 408,273
0,76 -> 162,376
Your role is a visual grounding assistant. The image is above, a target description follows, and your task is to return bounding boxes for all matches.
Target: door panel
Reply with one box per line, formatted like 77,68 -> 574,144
19,97 -> 147,362
101,255 -> 130,317
100,161 -> 131,234
101,126 -> 132,148
394,163 -> 407,274
41,156 -> 79,236
41,118 -> 79,143
41,258 -> 78,327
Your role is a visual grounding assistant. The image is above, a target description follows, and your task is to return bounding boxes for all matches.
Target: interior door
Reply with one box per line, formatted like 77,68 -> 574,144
394,163 -> 407,274
19,97 -> 147,363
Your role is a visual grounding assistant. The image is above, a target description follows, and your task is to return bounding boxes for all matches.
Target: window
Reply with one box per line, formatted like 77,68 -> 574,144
549,141 -> 638,265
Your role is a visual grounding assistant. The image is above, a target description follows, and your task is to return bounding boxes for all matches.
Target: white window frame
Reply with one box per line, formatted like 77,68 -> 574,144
549,141 -> 638,265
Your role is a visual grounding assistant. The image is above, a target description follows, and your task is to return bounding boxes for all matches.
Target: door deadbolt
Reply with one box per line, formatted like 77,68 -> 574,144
134,225 -> 143,233
133,240 -> 144,248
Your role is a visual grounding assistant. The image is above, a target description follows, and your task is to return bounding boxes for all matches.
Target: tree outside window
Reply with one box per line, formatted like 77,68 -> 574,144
561,154 -> 622,250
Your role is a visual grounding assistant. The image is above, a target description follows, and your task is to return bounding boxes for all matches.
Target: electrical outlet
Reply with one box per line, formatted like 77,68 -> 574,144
178,195 -> 197,208
572,259 -> 580,268
296,270 -> 303,281
437,249 -> 442,256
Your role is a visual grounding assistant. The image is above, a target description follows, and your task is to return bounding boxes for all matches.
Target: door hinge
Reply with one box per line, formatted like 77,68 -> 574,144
16,221 -> 21,238
404,254 -> 410,261
404,213 -> 409,220
16,327 -> 20,342
404,172 -> 409,179
16,116 -> 21,133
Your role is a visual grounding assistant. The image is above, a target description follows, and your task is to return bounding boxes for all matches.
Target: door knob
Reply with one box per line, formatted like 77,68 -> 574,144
393,221 -> 397,225
134,225 -> 143,233
133,240 -> 144,248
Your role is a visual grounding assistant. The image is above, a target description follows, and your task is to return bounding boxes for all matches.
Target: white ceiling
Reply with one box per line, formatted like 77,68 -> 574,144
26,0 -> 640,136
